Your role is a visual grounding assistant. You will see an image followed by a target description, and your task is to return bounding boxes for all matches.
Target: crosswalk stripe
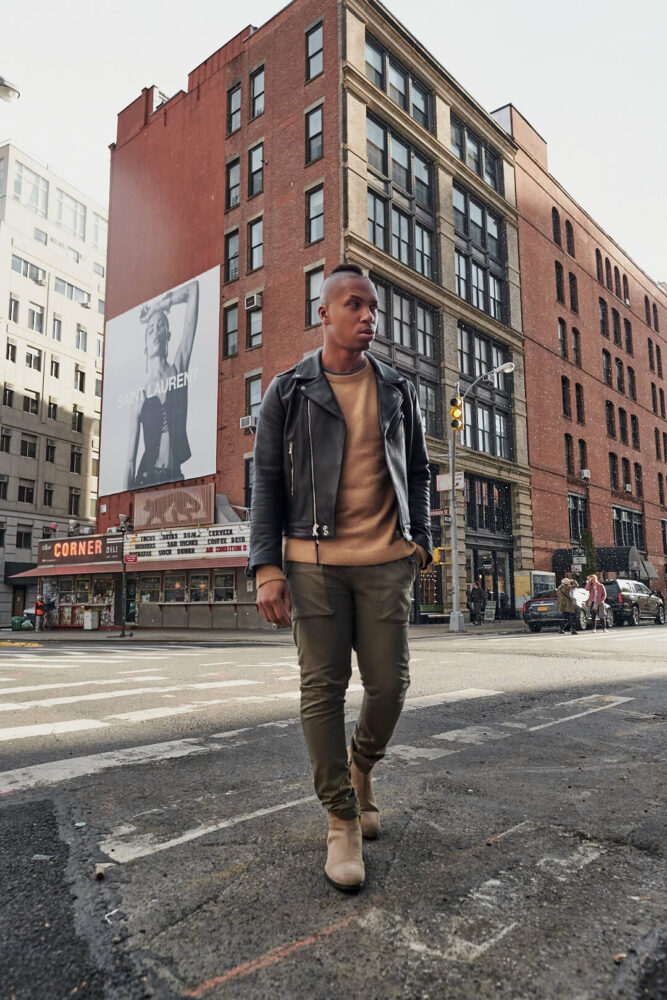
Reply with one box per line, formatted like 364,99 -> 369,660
0,719 -> 108,742
0,678 -> 261,712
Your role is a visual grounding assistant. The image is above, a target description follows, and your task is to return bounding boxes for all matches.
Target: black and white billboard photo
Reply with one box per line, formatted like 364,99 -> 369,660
99,266 -> 220,495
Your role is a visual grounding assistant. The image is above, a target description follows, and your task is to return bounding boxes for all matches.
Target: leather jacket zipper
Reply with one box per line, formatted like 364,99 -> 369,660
289,441 -> 294,497
307,399 -> 320,564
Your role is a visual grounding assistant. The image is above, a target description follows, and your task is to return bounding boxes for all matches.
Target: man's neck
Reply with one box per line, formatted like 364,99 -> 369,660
321,346 -> 366,373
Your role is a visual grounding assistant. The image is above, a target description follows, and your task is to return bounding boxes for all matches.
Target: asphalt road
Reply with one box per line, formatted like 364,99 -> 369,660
0,626 -> 665,999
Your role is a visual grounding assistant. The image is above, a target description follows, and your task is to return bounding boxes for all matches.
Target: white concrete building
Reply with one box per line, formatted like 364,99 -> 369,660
0,143 -> 107,621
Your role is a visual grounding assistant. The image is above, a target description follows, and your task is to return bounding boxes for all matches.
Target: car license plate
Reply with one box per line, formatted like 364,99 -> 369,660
536,605 -> 548,611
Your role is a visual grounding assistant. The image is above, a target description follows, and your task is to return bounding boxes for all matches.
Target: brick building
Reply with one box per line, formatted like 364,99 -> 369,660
95,0 -> 534,629
492,105 -> 667,593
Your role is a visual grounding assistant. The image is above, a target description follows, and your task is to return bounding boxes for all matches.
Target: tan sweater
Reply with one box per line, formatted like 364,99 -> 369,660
256,359 -> 423,588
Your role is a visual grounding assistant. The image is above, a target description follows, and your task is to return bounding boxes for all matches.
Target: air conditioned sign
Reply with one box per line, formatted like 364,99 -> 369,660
126,525 -> 250,562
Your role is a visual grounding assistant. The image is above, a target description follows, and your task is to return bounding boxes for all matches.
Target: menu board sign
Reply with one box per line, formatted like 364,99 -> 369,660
126,525 -> 249,562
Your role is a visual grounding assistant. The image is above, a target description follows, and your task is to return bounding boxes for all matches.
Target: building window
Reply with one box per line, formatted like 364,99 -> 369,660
595,249 -> 603,283
414,223 -> 433,279
568,493 -> 587,541
631,414 -> 640,450
623,274 -> 629,304
645,295 -> 651,325
18,479 -> 35,504
619,407 -> 628,444
365,37 -> 384,88
609,452 -> 619,490
248,144 -> 264,197
92,213 -> 107,251
306,106 -> 323,163
0,428 -> 10,453
20,435 -> 37,458
76,326 -> 87,352
634,463 -> 643,498
624,319 -> 633,354
615,358 -> 625,394
56,189 -> 86,239
555,261 -> 564,303
578,438 -> 588,473
664,432 -> 667,459
96,338 -> 103,359
565,434 -> 574,476
552,207 -> 561,245
70,446 -> 82,474
52,317 -> 62,341
628,367 -> 636,400
605,257 -> 612,290
94,262 -> 105,278
558,319 -> 568,359
605,400 -> 616,437
418,380 -> 438,436
3,384 -> 14,407
392,292 -> 411,347
458,326 -> 512,458
391,208 -> 410,266
367,191 -> 386,251
43,482 -> 54,507
306,22 -> 323,80
455,250 -> 467,300
68,488 -> 80,517
45,439 -> 56,462
561,375 -> 571,418
247,218 -> 263,272
660,474 -> 665,508
451,114 -> 499,190
653,304 -> 660,332
306,267 -> 324,327
74,368 -> 85,393
416,305 -> 435,358
565,220 -> 575,257
50,358 -> 59,378
28,303 -> 44,334
47,400 -> 57,419
227,84 -> 241,133
246,374 -> 262,418
613,507 -> 645,549
9,296 -> 19,324
571,328 -> 581,367
612,309 -> 621,346
307,186 -> 324,244
366,117 -> 386,173
388,59 -> 408,110
23,390 -> 39,415
453,184 -> 504,320
657,345 -> 663,379
661,388 -> 666,419
622,457 -> 631,489
599,298 -> 609,338
575,383 -> 585,423
602,349 -> 611,385
223,304 -> 238,358
72,408 -> 83,433
54,277 -> 89,306
250,67 -> 264,118
226,159 -> 240,210
651,382 -> 658,413
614,266 -> 621,298
247,306 -> 262,350
655,427 -> 661,460
25,347 -> 41,371
16,525 -> 32,548
568,272 -> 578,313
14,162 -> 48,216
366,34 -> 433,131
225,230 -> 239,282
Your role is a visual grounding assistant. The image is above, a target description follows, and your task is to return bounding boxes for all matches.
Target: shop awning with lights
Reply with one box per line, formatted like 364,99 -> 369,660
10,561 -> 123,579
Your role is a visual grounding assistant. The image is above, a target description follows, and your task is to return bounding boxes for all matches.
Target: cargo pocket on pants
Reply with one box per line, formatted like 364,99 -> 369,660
285,562 -> 333,620
377,556 -> 415,623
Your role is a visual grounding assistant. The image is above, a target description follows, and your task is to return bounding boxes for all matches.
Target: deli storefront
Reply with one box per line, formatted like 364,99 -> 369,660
11,524 -> 257,630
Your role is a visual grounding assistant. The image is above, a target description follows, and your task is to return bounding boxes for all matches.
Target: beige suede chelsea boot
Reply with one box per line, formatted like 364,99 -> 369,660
324,813 -> 365,891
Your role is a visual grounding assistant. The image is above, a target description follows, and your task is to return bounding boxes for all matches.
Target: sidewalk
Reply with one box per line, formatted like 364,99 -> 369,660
0,618 -> 527,644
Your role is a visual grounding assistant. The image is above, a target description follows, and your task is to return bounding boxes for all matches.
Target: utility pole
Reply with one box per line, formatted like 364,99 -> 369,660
448,383 -> 465,632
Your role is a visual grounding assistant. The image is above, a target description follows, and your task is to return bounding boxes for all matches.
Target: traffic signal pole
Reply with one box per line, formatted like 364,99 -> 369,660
449,381 -> 466,632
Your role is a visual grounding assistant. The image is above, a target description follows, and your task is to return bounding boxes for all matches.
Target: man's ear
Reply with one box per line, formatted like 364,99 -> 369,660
317,303 -> 328,324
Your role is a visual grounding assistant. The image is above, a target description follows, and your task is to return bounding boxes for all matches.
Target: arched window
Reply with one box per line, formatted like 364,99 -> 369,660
595,249 -> 603,283
564,434 -> 574,475
660,387 -> 666,419
615,358 -> 625,394
627,367 -> 636,400
552,207 -> 561,245
619,407 -> 628,443
631,414 -> 640,449
614,267 -> 621,298
612,308 -> 621,345
634,463 -> 643,497
624,318 -> 633,355
645,296 -> 651,325
621,457 -> 630,488
648,338 -> 655,370
578,439 -> 587,472
657,345 -> 663,379
599,298 -> 609,337
565,220 -> 575,256
602,349 -> 611,385
659,473 -> 665,508
605,400 -> 616,437
561,375 -> 571,417
571,327 -> 581,366
655,427 -> 661,460
622,274 -> 629,303
605,257 -> 612,290
568,272 -> 578,313
555,261 -> 564,302
558,317 -> 568,358
653,303 -> 660,332
609,452 -> 619,490
575,383 -> 585,423
651,382 -> 658,413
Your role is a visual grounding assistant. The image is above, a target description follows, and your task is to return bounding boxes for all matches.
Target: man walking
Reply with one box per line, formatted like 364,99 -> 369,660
249,263 -> 432,892
557,571 -> 578,634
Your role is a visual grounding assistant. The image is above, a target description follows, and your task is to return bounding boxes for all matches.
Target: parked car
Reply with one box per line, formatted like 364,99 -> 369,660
604,579 -> 665,626
522,587 -> 614,633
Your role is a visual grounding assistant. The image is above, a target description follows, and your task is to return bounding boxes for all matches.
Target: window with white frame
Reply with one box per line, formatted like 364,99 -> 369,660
56,189 -> 86,239
14,162 -> 48,216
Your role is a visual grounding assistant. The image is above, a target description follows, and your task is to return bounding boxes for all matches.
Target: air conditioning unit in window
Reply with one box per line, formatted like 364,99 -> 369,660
36,277 -> 47,286
624,484 -> 632,493
81,301 -> 90,309
107,526 -> 121,534
581,469 -> 591,481
239,415 -> 258,431
245,292 -> 263,311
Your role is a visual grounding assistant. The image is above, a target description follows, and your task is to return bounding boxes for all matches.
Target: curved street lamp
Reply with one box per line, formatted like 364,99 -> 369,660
0,77 -> 21,102
448,361 -> 516,632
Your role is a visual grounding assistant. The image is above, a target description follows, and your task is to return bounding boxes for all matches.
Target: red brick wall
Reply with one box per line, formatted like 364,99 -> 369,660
99,0 -> 340,532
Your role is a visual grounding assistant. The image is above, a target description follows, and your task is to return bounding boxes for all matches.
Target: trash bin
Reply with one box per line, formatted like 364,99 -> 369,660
21,618 -> 34,630
11,616 -> 24,631
83,608 -> 100,630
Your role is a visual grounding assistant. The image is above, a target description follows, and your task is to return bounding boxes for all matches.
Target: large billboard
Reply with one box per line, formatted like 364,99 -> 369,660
99,266 -> 220,495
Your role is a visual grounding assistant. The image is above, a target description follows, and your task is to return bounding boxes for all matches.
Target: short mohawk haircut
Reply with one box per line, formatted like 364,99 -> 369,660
329,262 -> 365,277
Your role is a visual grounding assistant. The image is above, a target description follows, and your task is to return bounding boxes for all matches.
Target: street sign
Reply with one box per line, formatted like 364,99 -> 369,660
124,554 -> 138,564
436,472 -> 465,492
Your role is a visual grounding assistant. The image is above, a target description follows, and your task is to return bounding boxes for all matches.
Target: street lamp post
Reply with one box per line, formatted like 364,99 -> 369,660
0,77 -> 21,102
448,361 -> 515,633
118,514 -> 129,638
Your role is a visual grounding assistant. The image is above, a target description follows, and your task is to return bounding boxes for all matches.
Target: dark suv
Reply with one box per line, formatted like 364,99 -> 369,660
604,579 -> 665,626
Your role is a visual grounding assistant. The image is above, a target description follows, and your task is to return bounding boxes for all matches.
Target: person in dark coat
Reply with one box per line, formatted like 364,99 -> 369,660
469,580 -> 486,625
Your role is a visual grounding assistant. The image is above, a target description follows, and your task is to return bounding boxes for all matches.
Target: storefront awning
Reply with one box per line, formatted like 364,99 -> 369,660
125,557 -> 248,573
640,559 -> 658,580
10,561 -> 123,579
4,561 -> 38,582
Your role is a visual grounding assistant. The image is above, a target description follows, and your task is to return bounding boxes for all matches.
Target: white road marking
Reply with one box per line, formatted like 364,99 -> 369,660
387,744 -> 457,762
0,677 -> 169,695
0,719 -> 108,742
118,668 -> 171,675
0,679 -> 261,712
401,689 -> 502,713
106,702 -> 232,723
432,725 -> 513,745
98,795 -> 317,864
528,694 -> 632,730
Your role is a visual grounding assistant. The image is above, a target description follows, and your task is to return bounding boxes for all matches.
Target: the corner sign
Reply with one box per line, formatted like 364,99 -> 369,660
38,534 -> 123,567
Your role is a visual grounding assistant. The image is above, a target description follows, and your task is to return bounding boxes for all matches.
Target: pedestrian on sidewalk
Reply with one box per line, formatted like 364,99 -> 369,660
585,574 -> 607,632
557,571 -> 578,634
468,581 -> 486,625
249,263 -> 432,893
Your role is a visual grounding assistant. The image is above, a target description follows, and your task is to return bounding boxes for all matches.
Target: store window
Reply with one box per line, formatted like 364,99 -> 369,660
140,575 -> 160,603
189,572 -> 210,602
75,576 -> 90,604
59,578 -> 74,604
92,576 -> 113,604
164,572 -> 186,602
213,572 -> 235,602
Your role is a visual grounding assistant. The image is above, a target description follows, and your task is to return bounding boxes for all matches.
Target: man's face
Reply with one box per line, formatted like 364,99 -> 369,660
319,276 -> 378,354
145,309 -> 170,358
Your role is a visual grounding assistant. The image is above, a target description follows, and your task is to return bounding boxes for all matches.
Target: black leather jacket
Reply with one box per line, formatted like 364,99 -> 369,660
248,349 -> 433,574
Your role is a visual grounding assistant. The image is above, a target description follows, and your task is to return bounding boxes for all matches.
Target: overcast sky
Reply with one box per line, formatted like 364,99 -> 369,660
2,0 -> 665,284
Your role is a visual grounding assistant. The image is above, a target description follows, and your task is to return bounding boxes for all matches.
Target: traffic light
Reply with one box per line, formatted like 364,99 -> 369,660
450,395 -> 464,431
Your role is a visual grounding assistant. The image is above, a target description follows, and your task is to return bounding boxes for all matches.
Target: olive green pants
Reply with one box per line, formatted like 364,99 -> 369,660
286,557 -> 416,820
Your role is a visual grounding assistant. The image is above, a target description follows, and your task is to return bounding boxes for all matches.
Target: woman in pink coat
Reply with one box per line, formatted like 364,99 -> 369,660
585,574 -> 607,632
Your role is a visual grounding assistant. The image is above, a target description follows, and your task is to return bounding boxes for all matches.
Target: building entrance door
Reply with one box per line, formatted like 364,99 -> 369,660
467,546 -> 515,620
12,586 -> 26,617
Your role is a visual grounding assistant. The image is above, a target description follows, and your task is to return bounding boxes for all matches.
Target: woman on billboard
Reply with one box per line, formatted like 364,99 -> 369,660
126,280 -> 199,489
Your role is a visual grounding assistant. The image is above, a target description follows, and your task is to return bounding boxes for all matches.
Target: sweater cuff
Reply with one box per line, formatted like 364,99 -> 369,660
256,565 -> 287,588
